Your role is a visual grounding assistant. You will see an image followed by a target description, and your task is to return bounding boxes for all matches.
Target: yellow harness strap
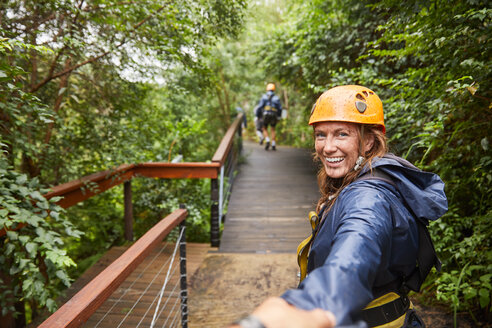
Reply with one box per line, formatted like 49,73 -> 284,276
363,292 -> 413,328
297,211 -> 319,282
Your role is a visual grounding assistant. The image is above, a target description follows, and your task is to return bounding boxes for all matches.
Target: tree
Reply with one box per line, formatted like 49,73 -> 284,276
1,0 -> 246,181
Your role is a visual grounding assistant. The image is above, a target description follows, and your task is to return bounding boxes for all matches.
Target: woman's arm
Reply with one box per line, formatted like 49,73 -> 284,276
229,297 -> 335,328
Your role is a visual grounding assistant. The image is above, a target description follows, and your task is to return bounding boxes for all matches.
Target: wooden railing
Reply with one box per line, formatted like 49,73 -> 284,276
38,208 -> 188,328
1,113 -> 244,246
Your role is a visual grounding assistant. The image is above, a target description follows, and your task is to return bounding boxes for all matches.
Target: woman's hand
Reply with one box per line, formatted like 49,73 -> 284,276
229,297 -> 336,328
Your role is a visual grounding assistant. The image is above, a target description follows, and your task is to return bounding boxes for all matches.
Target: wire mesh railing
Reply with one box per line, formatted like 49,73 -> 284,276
39,209 -> 187,328
83,223 -> 187,328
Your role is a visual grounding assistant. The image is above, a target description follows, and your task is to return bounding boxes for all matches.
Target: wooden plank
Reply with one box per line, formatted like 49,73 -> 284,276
45,165 -> 134,200
38,209 -> 187,328
133,162 -> 219,179
44,165 -> 135,208
219,141 -> 317,254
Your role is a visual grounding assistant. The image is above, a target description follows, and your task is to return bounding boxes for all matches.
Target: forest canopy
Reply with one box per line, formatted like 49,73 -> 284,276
1,0 -> 491,326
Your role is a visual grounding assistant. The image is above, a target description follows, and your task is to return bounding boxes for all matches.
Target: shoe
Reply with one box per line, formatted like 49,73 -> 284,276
259,137 -> 264,145
272,145 -> 276,151
265,141 -> 270,150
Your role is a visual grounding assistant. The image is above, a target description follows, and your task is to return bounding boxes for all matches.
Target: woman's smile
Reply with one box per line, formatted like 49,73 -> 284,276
324,156 -> 345,164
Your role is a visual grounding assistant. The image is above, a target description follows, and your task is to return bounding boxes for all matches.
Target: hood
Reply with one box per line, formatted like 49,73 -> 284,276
360,153 -> 448,221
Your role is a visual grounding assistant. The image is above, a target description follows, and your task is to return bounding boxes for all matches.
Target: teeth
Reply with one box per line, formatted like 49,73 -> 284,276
325,157 -> 344,163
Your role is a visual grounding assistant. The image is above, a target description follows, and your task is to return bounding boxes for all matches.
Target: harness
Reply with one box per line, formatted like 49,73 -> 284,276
296,168 -> 440,327
263,94 -> 278,116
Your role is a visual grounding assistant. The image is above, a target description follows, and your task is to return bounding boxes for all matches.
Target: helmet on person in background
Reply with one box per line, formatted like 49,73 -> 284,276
266,83 -> 276,91
309,85 -> 385,133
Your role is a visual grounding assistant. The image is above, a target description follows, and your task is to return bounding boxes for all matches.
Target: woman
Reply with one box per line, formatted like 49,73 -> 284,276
231,85 -> 447,328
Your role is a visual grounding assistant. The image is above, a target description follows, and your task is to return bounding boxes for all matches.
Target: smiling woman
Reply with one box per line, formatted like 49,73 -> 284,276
314,122 -> 373,179
230,85 -> 448,328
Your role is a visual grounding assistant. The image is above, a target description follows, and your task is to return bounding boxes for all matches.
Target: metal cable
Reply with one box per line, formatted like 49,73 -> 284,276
153,279 -> 180,327
135,267 -> 179,328
93,243 -> 170,327
159,287 -> 181,328
166,303 -> 181,328
114,250 -> 175,328
150,226 -> 185,328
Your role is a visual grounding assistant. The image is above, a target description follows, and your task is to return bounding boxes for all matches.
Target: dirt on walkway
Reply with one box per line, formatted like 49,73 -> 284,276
188,253 -> 298,327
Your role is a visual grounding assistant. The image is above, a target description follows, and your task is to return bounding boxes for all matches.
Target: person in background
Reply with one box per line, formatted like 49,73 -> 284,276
253,105 -> 265,145
230,85 -> 447,328
255,83 -> 282,150
236,106 -> 248,130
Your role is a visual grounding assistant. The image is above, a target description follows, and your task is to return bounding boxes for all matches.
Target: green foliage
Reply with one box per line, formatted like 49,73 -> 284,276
0,36 -> 56,174
0,157 -> 81,317
132,178 -> 212,243
430,209 -> 492,323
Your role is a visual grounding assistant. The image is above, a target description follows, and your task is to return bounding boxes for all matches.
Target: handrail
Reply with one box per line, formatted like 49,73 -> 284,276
42,162 -> 220,209
212,114 -> 243,165
44,164 -> 135,208
133,162 -> 220,179
38,208 -> 187,328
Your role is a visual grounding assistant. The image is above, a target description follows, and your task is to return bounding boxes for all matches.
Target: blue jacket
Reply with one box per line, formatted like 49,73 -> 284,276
255,90 -> 282,118
281,154 -> 447,326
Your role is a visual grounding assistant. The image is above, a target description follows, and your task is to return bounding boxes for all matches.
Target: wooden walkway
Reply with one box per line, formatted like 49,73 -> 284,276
42,140 -> 319,327
219,140 -> 319,253
188,140 -> 319,327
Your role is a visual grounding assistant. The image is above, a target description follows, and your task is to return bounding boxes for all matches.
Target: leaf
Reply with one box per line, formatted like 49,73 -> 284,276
18,235 -> 29,245
46,299 -> 57,312
6,230 -> 18,241
466,85 -> 477,95
25,242 -> 38,256
5,243 -> 16,255
481,138 -> 489,151
29,191 -> 44,201
478,288 -> 490,308
480,274 -> 492,282
0,209 -> 9,218
15,175 -> 27,185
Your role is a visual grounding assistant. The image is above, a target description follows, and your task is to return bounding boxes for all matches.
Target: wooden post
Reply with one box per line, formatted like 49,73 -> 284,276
124,180 -> 133,241
210,178 -> 220,247
238,114 -> 243,154
179,204 -> 188,328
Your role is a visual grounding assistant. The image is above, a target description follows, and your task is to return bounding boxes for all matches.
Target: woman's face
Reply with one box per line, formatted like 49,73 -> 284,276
314,122 -> 373,179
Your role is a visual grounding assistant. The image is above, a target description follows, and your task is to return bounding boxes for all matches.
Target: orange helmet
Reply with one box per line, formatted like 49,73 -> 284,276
266,83 -> 276,91
309,85 -> 385,133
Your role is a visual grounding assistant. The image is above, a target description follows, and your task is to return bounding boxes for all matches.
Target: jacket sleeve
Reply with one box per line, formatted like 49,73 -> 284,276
281,185 -> 394,326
